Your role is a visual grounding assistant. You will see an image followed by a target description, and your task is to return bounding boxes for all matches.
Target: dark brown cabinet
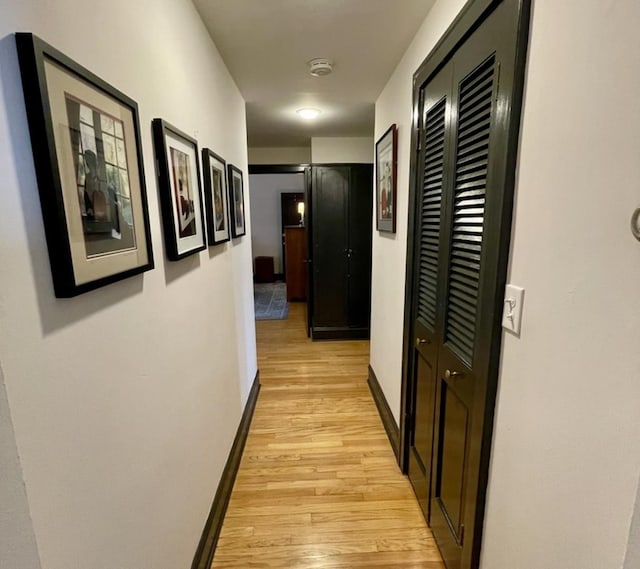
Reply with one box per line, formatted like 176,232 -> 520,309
310,164 -> 372,339
284,226 -> 307,301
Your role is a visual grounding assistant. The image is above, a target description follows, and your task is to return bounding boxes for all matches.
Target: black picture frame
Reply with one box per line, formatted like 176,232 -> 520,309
202,149 -> 231,246
15,33 -> 154,298
375,124 -> 398,233
227,164 -> 246,238
152,119 -> 207,260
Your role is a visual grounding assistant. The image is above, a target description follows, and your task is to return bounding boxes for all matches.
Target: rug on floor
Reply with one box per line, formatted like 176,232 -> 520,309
254,282 -> 289,320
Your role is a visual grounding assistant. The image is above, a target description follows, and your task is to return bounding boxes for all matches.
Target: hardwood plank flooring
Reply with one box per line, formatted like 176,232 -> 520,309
211,303 -> 445,569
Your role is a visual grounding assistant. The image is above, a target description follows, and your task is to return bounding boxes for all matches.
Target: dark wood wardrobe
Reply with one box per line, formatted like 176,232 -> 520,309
309,164 -> 373,339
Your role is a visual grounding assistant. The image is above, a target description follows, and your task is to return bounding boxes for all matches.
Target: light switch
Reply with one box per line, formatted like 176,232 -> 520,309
502,285 -> 525,336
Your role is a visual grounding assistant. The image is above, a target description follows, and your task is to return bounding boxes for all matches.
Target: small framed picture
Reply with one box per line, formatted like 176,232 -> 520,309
152,119 -> 206,260
15,33 -> 154,298
376,124 -> 398,233
202,149 -> 231,245
227,164 -> 246,238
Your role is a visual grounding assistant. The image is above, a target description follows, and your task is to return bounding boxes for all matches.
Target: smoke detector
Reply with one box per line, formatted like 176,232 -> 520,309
308,58 -> 333,77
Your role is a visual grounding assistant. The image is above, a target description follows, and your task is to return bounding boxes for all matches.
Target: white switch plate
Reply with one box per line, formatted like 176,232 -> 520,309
502,285 -> 525,336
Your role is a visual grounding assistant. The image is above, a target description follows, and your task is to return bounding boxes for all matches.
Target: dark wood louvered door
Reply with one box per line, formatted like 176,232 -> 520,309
402,1 -> 530,568
428,43 -> 500,569
407,63 -> 454,520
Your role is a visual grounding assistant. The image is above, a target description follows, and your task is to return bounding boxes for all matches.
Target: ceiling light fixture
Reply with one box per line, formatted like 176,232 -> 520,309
297,108 -> 321,120
308,58 -> 333,77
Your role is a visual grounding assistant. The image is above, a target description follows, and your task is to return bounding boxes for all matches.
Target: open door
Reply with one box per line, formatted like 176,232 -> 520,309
401,1 -> 531,568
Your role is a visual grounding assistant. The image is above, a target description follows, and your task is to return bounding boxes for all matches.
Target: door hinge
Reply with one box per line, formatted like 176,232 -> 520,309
494,62 -> 502,103
460,523 -> 465,546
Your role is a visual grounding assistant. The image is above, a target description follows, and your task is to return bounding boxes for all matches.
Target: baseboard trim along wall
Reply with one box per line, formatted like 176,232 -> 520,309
312,327 -> 370,340
191,371 -> 261,569
367,365 -> 400,461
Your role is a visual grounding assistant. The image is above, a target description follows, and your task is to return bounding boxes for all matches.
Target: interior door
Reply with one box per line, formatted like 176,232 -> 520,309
312,166 -> 349,328
403,1 -> 530,568
346,165 -> 373,329
304,167 -> 312,337
407,62 -> 454,520
428,43 -> 501,568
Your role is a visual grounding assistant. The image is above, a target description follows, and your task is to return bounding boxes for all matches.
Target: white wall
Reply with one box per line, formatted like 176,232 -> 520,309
0,364 -> 42,569
624,480 -> 640,569
371,0 -> 467,426
311,136 -> 374,163
248,146 -> 311,164
481,1 -> 640,568
373,0 -> 640,568
249,140 -> 373,165
249,173 -> 305,274
0,1 -> 257,569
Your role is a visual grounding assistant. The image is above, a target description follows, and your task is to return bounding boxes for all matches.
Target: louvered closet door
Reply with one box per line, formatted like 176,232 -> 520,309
407,62 -> 454,520
428,10 -> 505,568
403,0 -> 527,567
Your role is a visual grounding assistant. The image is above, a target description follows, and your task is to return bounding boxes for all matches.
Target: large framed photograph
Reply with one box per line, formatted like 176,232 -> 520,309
15,33 -> 154,298
202,149 -> 230,245
152,119 -> 206,260
376,124 -> 398,233
227,164 -> 246,238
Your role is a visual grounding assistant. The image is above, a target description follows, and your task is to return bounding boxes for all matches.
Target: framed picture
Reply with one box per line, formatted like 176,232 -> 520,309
227,164 -> 246,238
152,119 -> 206,260
375,124 -> 398,233
15,33 -> 154,298
202,149 -> 230,245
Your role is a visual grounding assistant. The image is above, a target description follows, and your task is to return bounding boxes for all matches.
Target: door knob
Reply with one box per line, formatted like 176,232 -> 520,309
416,337 -> 431,347
445,369 -> 463,379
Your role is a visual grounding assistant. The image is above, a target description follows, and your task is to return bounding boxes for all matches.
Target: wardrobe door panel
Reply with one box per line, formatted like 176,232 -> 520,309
312,166 -> 349,328
347,164 -> 373,329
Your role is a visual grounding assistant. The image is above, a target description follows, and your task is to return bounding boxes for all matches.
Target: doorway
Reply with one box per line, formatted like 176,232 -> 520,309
280,191 -> 305,279
248,165 -> 311,334
400,1 -> 531,568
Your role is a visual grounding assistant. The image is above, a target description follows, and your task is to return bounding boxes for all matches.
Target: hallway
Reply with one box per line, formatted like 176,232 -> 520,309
211,303 -> 445,568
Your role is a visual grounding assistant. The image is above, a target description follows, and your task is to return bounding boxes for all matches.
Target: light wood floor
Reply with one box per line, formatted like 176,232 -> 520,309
211,303 -> 445,569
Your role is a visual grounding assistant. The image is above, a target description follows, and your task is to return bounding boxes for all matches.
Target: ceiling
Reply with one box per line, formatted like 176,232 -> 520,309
193,0 -> 437,147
